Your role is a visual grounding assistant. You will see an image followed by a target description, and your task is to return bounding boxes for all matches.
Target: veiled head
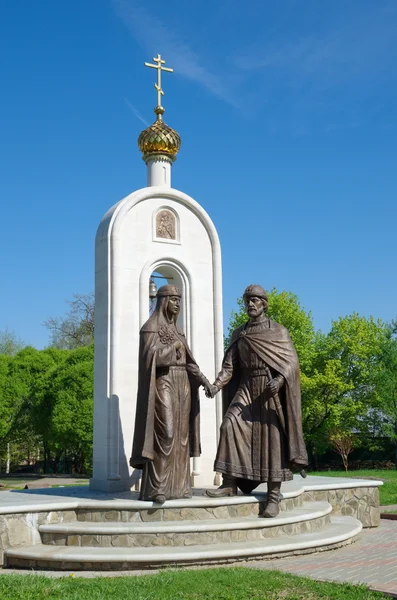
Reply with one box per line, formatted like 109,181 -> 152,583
155,285 -> 181,323
157,284 -> 181,298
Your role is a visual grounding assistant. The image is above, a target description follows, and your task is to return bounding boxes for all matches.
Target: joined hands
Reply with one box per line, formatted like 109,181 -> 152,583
204,383 -> 219,398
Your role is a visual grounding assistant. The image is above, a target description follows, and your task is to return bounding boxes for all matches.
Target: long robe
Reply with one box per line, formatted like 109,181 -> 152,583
214,317 -> 307,492
130,304 -> 201,501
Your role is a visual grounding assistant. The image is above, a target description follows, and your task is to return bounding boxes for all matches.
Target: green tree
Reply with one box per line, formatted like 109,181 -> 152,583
44,292 -> 94,349
0,343 -> 94,474
375,326 -> 397,467
44,345 -> 94,473
301,353 -> 353,461
1,347 -> 67,471
303,314 -> 388,464
329,430 -> 355,471
0,328 -> 25,355
0,354 -> 11,441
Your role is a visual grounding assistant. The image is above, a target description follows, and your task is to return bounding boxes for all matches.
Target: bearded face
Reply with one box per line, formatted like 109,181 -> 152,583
244,295 -> 267,319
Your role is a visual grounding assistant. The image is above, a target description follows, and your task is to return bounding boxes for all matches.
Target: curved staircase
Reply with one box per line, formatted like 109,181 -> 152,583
4,489 -> 362,570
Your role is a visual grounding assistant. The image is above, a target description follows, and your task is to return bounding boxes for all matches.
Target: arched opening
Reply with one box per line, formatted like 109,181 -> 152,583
141,260 -> 191,343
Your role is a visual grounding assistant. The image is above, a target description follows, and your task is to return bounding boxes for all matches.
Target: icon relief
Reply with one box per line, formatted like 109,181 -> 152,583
156,209 -> 176,240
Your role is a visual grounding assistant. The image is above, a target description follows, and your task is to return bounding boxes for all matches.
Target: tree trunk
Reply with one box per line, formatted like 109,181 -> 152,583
43,442 -> 50,473
395,443 -> 397,470
394,421 -> 397,470
6,443 -> 10,474
53,451 -> 62,474
342,452 -> 348,472
308,443 -> 319,471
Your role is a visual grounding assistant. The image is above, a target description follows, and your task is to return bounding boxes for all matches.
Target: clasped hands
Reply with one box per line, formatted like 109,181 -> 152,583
205,383 -> 219,398
203,379 -> 282,399
200,375 -> 283,399
201,379 -> 219,398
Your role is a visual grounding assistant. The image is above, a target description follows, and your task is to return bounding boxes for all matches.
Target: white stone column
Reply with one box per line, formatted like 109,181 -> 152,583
145,155 -> 173,187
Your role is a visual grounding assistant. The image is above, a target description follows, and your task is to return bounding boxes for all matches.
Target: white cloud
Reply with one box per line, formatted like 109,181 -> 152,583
234,5 -> 397,90
124,97 -> 149,126
112,0 -> 237,107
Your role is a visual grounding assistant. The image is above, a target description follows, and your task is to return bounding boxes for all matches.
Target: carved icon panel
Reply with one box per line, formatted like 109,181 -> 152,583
156,209 -> 176,240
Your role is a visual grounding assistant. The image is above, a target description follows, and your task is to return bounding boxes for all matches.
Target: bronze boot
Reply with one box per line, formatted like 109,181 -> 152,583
262,481 -> 281,518
206,475 -> 237,497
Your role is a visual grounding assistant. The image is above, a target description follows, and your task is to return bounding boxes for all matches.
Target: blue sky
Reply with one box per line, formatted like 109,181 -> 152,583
1,0 -> 396,348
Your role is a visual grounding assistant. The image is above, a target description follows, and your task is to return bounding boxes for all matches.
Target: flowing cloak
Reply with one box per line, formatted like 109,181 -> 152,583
130,317 -> 201,470
221,319 -> 308,470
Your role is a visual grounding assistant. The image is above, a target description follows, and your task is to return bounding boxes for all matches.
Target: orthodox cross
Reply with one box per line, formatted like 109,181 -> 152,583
144,54 -> 174,108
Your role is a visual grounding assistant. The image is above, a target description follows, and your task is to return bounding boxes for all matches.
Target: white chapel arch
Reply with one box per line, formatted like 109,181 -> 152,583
91,186 -> 223,492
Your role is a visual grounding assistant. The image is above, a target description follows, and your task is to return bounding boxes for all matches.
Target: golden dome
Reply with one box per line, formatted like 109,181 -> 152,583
138,106 -> 181,161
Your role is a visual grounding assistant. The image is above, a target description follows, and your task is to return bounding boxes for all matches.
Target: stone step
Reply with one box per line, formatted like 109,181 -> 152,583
73,492 -> 303,523
5,516 -> 362,570
39,501 -> 332,547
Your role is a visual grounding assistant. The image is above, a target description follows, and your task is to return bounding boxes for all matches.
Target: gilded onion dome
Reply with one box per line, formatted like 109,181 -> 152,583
138,106 -> 181,162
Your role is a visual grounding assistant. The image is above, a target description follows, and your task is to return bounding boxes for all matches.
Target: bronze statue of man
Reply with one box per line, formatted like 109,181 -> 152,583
206,284 -> 308,517
130,284 -> 212,504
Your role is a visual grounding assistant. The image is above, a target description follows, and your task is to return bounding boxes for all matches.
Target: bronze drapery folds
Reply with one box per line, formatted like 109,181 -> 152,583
207,284 -> 308,517
130,285 -> 211,503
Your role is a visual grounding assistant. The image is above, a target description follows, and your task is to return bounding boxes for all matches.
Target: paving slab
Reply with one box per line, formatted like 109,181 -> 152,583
246,519 -> 397,596
4,522 -> 397,598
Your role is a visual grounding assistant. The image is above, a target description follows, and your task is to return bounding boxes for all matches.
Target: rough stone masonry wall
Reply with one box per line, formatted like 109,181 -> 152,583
0,485 -> 381,566
303,486 -> 380,527
0,510 -> 77,565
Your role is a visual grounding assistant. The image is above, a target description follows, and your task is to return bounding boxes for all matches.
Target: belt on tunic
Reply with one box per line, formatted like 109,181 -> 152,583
241,368 -> 268,377
156,365 -> 186,376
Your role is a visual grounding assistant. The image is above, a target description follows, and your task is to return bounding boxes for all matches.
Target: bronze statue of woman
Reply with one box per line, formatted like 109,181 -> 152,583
130,284 -> 211,503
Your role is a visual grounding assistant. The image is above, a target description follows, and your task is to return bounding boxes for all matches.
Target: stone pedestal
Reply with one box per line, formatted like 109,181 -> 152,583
1,476 -> 382,570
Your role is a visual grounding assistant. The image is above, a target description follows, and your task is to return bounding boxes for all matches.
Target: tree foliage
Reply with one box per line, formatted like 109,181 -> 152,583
303,314 -> 389,458
0,328 -> 25,356
44,293 -> 94,349
227,290 -> 392,467
0,345 -> 93,473
374,327 -> 397,465
45,345 -> 94,472
0,294 -> 95,473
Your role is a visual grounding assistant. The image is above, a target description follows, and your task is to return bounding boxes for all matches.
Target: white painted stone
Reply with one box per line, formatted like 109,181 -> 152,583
5,516 -> 362,564
146,155 -> 172,187
91,183 -> 224,492
38,502 -> 333,535
0,476 -> 382,515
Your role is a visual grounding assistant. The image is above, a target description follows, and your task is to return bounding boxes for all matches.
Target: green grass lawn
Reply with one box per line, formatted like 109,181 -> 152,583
0,479 -> 33,486
0,480 -> 89,490
51,483 -> 89,488
0,568 -> 389,600
309,470 -> 397,505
